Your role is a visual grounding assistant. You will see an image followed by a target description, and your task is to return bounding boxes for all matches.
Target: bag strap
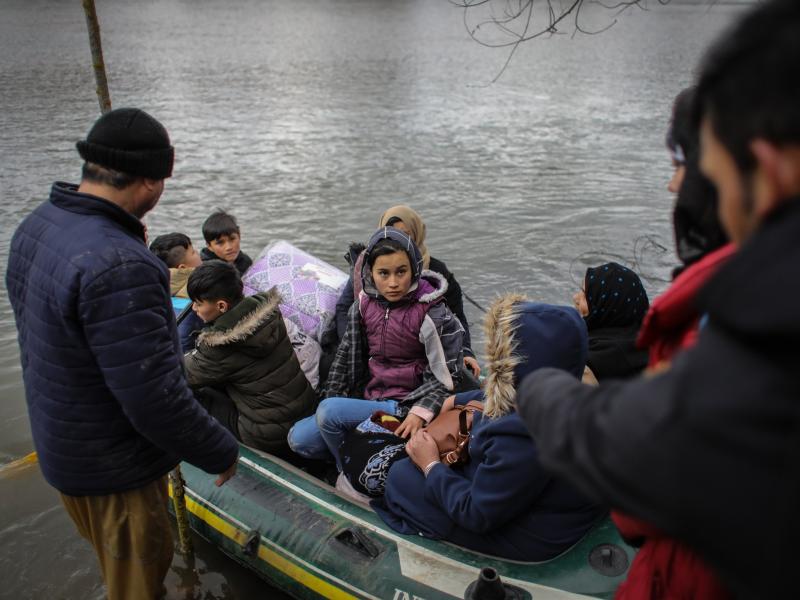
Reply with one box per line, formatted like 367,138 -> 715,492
458,409 -> 470,436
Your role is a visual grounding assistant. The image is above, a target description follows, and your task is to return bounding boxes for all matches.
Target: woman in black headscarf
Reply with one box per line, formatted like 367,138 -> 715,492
573,262 -> 649,380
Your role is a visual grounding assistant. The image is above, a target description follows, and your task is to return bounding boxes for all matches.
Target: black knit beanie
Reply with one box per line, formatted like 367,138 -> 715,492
76,108 -> 174,180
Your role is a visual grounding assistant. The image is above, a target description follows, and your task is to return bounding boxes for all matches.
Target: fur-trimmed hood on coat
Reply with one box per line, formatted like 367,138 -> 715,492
483,295 -> 588,418
197,288 -> 282,349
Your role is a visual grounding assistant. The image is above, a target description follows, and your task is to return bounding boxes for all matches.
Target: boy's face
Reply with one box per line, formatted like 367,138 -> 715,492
208,233 -> 241,263
180,244 -> 203,269
192,299 -> 229,323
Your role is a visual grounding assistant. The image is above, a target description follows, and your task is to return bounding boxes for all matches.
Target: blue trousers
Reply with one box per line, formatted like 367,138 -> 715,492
287,397 -> 400,467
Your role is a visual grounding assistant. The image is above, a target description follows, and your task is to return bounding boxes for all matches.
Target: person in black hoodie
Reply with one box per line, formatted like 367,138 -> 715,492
516,1 -> 800,597
573,262 -> 649,380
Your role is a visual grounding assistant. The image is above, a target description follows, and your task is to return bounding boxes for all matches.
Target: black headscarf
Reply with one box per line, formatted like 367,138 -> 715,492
583,263 -> 649,331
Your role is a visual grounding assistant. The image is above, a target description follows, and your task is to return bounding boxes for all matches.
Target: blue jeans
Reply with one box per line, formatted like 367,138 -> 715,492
287,397 -> 400,468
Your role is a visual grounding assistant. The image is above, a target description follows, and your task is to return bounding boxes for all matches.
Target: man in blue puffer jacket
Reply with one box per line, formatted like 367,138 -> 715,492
5,108 -> 239,600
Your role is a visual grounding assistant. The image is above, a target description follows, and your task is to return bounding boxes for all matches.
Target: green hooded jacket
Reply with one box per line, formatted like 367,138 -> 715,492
184,289 -> 316,453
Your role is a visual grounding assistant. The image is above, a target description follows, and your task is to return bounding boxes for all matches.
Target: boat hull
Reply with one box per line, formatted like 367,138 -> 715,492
169,446 -> 633,600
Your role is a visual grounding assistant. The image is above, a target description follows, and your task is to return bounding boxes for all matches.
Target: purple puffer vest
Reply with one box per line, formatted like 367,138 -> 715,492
359,277 -> 439,401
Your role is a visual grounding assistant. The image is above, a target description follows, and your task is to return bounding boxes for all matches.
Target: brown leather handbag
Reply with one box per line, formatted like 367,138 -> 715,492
424,400 -> 483,466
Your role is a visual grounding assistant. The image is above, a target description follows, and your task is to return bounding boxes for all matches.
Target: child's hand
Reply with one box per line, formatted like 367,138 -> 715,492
406,430 -> 440,470
395,414 -> 424,438
464,356 -> 481,377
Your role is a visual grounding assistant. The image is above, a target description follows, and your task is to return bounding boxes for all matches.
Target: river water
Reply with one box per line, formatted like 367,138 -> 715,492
0,0 -> 749,598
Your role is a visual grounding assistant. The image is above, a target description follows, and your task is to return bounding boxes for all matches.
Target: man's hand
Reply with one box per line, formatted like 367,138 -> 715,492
406,430 -> 440,470
215,459 -> 238,487
395,414 -> 424,438
464,356 -> 481,377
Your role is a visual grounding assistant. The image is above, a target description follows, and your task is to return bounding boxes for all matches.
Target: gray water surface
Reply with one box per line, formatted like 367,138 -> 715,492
0,1 -> 748,597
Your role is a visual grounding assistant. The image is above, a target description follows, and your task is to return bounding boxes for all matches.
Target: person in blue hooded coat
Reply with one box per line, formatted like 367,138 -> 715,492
373,295 -> 606,561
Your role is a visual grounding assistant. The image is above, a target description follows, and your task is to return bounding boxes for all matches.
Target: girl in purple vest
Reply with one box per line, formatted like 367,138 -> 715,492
288,227 -> 465,467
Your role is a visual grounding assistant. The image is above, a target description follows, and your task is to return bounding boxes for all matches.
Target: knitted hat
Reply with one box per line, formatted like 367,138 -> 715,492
76,108 -> 174,180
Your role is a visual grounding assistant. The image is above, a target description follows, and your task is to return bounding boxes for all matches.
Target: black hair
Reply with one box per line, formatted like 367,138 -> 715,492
668,88 -> 729,271
202,210 -> 240,244
666,87 -> 697,159
149,233 -> 192,268
81,162 -> 137,190
384,216 -> 403,227
186,260 -> 244,304
366,238 -> 411,268
693,0 -> 800,174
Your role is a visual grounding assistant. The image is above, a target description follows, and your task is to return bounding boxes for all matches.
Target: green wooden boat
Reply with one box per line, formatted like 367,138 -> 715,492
169,444 -> 634,600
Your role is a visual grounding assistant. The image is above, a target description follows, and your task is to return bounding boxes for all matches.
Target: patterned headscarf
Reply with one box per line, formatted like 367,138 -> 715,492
378,205 -> 431,270
583,263 -> 649,331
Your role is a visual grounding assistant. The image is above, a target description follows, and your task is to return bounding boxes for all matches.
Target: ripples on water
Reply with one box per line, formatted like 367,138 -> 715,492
0,0 -> 747,597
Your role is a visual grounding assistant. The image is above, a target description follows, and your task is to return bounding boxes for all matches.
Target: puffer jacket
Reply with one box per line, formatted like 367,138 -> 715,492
335,243 -> 475,358
5,182 -> 238,496
184,289 -> 316,453
324,227 -> 464,421
359,274 -> 444,402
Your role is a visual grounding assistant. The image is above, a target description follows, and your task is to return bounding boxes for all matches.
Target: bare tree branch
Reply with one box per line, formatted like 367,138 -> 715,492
452,0 -> 675,80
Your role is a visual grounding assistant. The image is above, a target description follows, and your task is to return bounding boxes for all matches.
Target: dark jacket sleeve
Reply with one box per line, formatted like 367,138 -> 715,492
178,310 -> 204,352
402,302 -> 464,418
423,424 -> 551,533
184,345 -> 234,388
515,365 -> 692,524
79,261 -> 238,475
514,322 -> 791,597
335,274 -> 356,340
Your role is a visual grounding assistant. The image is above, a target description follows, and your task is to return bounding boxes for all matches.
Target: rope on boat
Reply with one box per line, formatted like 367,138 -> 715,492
463,291 -> 487,313
0,451 -> 38,478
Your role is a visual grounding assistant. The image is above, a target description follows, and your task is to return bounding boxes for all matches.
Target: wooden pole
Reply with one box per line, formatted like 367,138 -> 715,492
169,466 -> 194,555
81,0 -> 112,113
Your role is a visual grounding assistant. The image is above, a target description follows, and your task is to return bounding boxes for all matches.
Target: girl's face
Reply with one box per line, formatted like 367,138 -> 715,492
371,250 -> 412,301
573,288 -> 589,317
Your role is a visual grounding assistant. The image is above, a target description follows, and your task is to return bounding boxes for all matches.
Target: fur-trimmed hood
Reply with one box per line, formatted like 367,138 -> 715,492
483,295 -> 588,418
197,288 -> 282,349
